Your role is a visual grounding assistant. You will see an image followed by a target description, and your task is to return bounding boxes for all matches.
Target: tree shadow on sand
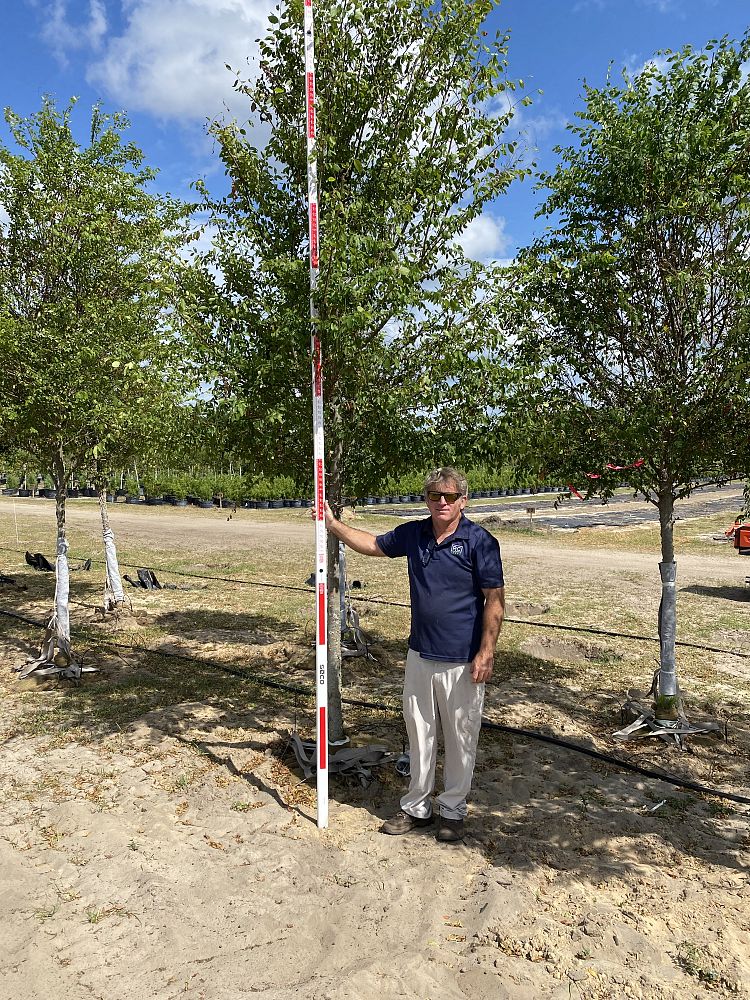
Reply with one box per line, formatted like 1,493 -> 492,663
464,648 -> 750,883
681,583 -> 750,602
150,607 -> 302,642
4,606 -> 749,884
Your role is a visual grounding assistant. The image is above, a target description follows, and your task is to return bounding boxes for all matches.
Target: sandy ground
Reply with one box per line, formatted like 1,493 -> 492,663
1,680 -> 748,1000
1,495 -> 749,999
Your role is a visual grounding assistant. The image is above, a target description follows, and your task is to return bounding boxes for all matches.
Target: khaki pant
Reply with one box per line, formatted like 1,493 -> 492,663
400,648 -> 485,821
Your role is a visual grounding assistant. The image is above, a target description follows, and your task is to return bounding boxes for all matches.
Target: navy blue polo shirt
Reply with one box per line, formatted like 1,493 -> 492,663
375,514 -> 504,662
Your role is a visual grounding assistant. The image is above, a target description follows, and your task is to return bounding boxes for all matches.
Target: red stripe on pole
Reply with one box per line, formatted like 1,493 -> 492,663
317,583 -> 326,643
316,458 -> 324,507
310,202 -> 319,268
313,337 -> 322,396
319,707 -> 327,768
306,73 -> 316,138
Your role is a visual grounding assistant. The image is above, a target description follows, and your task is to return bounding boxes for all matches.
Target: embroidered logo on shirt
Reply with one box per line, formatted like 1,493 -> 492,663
450,542 -> 464,556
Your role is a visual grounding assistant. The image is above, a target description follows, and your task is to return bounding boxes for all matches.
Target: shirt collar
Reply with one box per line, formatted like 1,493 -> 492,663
421,513 -> 471,545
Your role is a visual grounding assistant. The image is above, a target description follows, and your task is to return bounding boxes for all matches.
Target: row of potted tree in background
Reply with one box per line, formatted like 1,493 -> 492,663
0,467 -> 566,507
0,471 -> 310,506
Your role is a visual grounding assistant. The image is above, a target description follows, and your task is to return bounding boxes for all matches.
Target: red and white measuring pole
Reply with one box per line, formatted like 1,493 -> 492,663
303,0 -> 328,829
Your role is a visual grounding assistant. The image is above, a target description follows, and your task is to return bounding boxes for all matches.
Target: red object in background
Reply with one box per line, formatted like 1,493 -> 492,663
733,524 -> 750,554
577,459 -> 646,494
606,460 -> 645,471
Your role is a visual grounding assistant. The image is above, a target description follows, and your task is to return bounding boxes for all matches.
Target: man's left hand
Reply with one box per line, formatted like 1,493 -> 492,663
470,652 -> 493,684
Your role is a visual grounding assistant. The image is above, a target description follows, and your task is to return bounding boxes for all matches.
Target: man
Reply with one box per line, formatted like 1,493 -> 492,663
323,467 -> 504,843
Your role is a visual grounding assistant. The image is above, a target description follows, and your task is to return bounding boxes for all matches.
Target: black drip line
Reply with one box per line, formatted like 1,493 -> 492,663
0,545 -> 747,661
1,606 -> 749,807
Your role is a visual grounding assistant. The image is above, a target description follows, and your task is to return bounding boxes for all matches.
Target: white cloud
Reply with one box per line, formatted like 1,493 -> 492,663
37,0 -> 107,65
487,88 -> 568,163
625,52 -> 671,79
574,0 -> 684,11
640,0 -> 680,12
86,0 -> 274,122
522,109 -> 569,144
456,213 -> 510,263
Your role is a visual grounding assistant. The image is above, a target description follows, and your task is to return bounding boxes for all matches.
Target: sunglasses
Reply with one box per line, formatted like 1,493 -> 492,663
425,490 -> 462,503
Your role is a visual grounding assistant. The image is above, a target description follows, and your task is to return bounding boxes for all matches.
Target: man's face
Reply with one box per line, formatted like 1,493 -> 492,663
425,479 -> 466,528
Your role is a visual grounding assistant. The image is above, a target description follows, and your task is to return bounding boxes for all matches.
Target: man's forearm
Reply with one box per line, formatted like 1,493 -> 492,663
326,515 -> 384,557
478,588 -> 505,656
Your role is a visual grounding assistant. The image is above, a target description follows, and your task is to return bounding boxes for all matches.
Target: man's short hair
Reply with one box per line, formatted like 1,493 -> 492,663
423,466 -> 468,498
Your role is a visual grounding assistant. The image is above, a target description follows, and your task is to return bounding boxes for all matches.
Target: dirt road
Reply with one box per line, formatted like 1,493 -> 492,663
1,493 -> 744,585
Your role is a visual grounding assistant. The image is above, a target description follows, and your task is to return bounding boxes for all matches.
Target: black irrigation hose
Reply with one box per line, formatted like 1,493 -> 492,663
342,596 -> 750,660
500,618 -> 750,660
1,544 -> 748,661
478,720 -> 750,806
0,606 -> 385,708
0,545 -> 313,595
0,608 -> 48,631
2,606 -> 749,807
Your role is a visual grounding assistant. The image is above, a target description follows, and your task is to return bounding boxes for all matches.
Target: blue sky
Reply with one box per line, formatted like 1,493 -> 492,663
1,0 -> 747,259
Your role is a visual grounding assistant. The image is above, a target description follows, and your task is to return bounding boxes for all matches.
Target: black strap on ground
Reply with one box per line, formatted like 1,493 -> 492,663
24,551 -> 54,572
1,606 -> 748,806
123,568 -> 163,590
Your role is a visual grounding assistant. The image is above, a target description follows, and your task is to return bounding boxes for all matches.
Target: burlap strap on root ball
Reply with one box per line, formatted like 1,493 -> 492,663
288,732 -> 395,787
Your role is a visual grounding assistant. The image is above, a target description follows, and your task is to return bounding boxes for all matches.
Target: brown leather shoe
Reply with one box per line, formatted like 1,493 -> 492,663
382,810 -> 434,835
436,817 -> 464,843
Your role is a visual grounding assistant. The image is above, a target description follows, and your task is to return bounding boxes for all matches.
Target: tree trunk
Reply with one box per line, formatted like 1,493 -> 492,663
51,452 -> 74,665
326,426 -> 345,742
17,450 -> 82,679
326,531 -> 344,741
339,540 -> 348,629
98,486 -> 126,610
657,488 -> 678,699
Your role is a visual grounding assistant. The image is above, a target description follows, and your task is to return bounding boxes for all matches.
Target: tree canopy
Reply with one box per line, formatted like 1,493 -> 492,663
194,0 -> 530,499
0,96 -> 194,487
189,0 -> 531,738
510,33 -> 750,512
505,33 -> 750,704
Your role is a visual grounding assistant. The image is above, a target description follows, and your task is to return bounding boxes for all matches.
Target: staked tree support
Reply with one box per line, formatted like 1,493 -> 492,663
303,0 -> 329,829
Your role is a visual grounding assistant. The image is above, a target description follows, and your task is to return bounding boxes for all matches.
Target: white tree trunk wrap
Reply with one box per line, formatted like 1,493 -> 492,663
55,534 -> 72,654
17,473 -> 85,680
657,561 -> 678,697
98,489 -> 125,608
18,535 -> 80,679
